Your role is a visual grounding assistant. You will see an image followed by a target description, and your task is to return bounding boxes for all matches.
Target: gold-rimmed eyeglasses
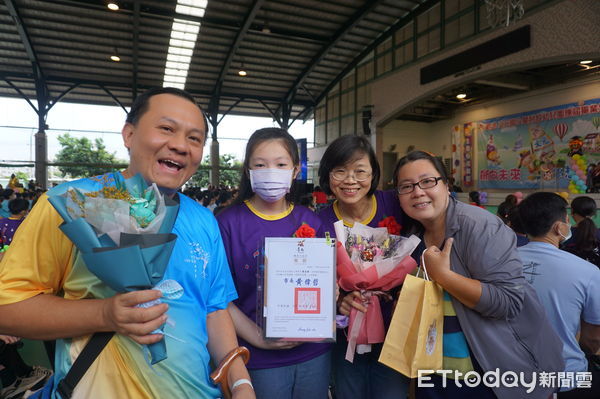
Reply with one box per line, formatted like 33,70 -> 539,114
330,169 -> 372,182
397,177 -> 444,194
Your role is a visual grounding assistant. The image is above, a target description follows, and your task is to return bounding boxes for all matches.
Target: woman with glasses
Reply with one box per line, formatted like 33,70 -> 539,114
317,135 -> 408,399
393,150 -> 564,399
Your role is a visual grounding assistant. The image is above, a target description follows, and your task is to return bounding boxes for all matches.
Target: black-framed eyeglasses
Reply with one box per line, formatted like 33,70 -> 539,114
397,177 -> 444,195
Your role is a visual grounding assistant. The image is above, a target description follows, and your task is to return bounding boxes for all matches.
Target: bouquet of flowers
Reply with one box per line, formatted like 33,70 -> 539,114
334,220 -> 419,362
47,172 -> 182,365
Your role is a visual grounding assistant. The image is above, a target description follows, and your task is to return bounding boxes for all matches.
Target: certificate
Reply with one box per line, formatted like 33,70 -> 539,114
261,237 -> 336,341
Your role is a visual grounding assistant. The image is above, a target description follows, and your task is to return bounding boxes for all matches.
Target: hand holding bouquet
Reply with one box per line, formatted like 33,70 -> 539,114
48,172 -> 181,364
334,220 -> 419,362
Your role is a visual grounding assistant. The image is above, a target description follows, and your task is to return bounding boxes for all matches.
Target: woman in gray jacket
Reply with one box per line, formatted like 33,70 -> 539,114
392,151 -> 564,399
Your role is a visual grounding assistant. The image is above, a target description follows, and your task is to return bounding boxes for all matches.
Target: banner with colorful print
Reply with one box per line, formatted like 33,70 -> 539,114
477,98 -> 600,189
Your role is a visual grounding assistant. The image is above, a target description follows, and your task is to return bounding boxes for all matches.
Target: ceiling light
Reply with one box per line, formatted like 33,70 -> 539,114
456,93 -> 467,99
110,47 -> 120,62
238,69 -> 247,77
107,2 -> 119,11
580,60 -> 593,65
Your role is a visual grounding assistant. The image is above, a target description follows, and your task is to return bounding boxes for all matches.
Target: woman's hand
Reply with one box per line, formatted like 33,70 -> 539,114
251,326 -> 302,350
338,291 -> 368,316
422,238 -> 453,282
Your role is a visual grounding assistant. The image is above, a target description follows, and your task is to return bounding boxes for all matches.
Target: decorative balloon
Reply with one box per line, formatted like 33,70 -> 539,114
553,123 -> 568,141
568,154 -> 588,194
479,191 -> 488,205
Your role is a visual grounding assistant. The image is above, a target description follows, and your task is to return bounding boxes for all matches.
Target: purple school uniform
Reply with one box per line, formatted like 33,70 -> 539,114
318,190 -> 403,237
0,217 -> 24,245
217,201 -> 331,369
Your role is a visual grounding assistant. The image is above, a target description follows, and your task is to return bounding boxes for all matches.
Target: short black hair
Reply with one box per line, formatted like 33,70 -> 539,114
571,196 -> 596,218
469,191 -> 481,206
507,206 -> 526,235
126,87 -> 208,140
318,135 -> 380,197
392,150 -> 449,236
518,192 -> 568,237
392,150 -> 448,189
570,196 -> 598,251
236,127 -> 300,203
497,201 -> 515,224
8,198 -> 29,214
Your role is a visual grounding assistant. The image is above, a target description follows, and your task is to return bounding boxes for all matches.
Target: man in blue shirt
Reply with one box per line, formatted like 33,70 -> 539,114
518,192 -> 600,398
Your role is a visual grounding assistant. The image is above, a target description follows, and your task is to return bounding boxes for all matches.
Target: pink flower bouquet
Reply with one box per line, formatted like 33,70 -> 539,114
333,220 -> 419,362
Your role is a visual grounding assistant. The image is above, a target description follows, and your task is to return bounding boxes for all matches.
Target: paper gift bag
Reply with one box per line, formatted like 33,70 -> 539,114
378,271 -> 443,378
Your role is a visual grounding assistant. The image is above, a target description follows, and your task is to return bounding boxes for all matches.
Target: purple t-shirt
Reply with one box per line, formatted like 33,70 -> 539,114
317,190 -> 405,329
317,190 -> 404,238
0,217 -> 24,245
217,201 -> 331,369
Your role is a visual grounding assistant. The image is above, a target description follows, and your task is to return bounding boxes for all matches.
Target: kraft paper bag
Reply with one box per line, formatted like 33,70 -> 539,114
378,269 -> 443,378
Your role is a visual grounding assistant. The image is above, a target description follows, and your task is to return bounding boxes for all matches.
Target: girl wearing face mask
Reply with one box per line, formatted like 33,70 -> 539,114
217,128 -> 331,399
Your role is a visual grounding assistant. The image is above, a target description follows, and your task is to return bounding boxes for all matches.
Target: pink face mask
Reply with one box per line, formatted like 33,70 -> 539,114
250,168 -> 294,202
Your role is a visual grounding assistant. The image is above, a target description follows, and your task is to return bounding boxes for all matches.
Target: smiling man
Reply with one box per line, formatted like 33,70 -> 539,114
0,88 -> 254,399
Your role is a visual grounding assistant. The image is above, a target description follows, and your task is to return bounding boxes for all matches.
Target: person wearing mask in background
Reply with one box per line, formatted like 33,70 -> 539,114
518,192 -> 600,398
217,128 -> 331,399
317,134 -> 408,399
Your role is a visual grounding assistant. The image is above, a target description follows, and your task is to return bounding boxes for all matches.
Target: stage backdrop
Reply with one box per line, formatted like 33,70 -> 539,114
476,98 -> 600,189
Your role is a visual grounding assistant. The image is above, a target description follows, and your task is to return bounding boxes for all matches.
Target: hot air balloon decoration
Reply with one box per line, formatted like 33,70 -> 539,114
553,123 -> 568,141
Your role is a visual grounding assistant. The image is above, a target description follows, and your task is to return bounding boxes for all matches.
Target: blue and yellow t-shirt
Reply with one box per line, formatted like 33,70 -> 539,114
0,173 -> 237,398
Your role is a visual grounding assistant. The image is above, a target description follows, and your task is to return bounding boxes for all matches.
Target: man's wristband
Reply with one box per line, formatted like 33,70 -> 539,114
231,378 -> 253,391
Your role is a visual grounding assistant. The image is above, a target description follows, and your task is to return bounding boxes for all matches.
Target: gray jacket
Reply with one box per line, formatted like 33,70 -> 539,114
443,197 -> 564,399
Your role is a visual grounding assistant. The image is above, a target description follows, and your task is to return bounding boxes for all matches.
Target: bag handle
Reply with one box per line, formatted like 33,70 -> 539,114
417,248 -> 432,281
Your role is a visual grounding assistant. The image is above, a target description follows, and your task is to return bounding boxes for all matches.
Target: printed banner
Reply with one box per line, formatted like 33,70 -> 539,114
477,98 -> 600,189
463,123 -> 474,187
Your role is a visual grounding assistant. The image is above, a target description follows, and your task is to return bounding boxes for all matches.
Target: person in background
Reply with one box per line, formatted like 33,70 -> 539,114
0,198 -> 29,246
468,190 -> 484,208
312,186 -> 328,211
0,189 -> 16,218
217,128 -> 331,399
496,200 -> 515,225
562,196 -> 600,267
0,87 -> 253,399
518,192 -> 600,398
507,206 -> 529,247
7,175 -> 19,190
447,177 -> 462,193
0,335 -> 52,399
504,194 -> 518,207
393,150 -> 563,399
298,193 -> 316,211
317,134 -> 408,399
213,191 -> 233,216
